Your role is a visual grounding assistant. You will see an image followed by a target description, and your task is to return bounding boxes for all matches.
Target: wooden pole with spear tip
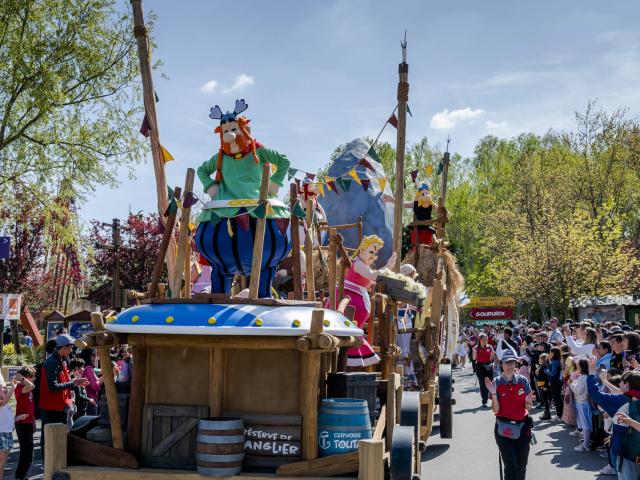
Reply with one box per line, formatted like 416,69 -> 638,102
248,164 -> 272,299
131,0 -> 177,282
392,33 -> 409,272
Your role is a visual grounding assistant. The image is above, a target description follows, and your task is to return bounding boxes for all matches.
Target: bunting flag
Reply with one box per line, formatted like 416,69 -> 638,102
378,178 -> 387,192
227,219 -> 234,237
407,104 -> 412,117
287,167 -> 298,181
361,179 -> 370,191
348,168 -> 361,186
425,164 -> 434,176
292,201 -> 306,219
306,172 -> 316,181
336,178 -> 352,192
327,180 -> 338,194
368,146 -> 382,164
317,182 -> 325,197
161,145 -> 174,163
164,197 -> 178,216
388,113 -> 398,129
359,158 -> 374,171
155,91 -> 160,102
266,201 -> 274,216
188,222 -> 196,232
410,170 -> 418,183
182,191 -> 198,208
437,161 -> 444,175
275,218 -> 290,236
253,201 -> 268,219
140,114 -> 150,137
237,213 -> 250,232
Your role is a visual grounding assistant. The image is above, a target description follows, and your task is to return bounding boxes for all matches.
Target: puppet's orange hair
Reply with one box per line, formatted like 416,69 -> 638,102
213,116 -> 259,183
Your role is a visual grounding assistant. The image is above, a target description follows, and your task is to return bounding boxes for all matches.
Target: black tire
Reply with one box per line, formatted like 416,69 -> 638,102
399,391 -> 421,475
439,363 -> 453,439
390,425 -> 415,480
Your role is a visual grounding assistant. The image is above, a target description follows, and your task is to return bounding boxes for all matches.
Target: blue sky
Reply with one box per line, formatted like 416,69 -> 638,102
79,0 -> 640,223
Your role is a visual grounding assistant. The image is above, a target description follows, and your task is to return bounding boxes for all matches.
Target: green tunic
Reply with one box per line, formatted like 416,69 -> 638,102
196,146 -> 290,224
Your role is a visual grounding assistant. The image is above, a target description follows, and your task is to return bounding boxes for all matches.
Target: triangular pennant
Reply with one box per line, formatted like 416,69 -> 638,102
306,172 -> 316,181
167,186 -> 175,200
327,180 -> 339,194
388,113 -> 398,129
425,164 -> 434,176
183,191 -> 197,208
437,161 -> 444,175
361,179 -> 370,191
266,201 -> 274,216
188,222 -> 196,232
176,198 -> 183,209
155,91 -> 160,102
317,182 -> 325,197
164,198 -> 178,217
342,178 -> 352,192
292,200 -> 306,219
348,168 -> 362,186
253,201 -> 267,219
140,114 -> 150,137
359,158 -> 374,171
227,218 -> 234,237
161,145 -> 174,163
377,177 -> 387,192
237,213 -> 250,231
410,170 -> 418,183
407,104 -> 412,117
288,167 -> 298,181
336,178 -> 347,192
367,146 -> 381,164
275,218 -> 290,236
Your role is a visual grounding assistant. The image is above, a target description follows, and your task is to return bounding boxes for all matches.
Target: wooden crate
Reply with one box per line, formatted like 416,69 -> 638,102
376,276 -> 424,307
141,404 -> 209,469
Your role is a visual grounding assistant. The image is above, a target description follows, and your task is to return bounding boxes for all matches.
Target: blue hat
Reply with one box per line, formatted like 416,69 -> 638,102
209,99 -> 249,125
55,334 -> 75,348
417,182 -> 430,191
500,348 -> 520,363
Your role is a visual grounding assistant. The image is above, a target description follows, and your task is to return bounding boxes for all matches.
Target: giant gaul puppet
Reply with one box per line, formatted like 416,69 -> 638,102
195,99 -> 291,297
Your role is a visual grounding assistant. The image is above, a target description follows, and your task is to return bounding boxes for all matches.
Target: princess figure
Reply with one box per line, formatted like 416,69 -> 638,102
342,235 -> 396,368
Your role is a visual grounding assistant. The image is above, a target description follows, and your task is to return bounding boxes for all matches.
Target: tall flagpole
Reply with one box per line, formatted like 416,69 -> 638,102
393,34 -> 409,272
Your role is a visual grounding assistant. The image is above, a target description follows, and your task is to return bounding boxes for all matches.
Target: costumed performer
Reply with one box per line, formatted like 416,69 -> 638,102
195,99 -> 291,298
340,235 -> 396,368
297,178 -> 327,247
385,182 -> 436,247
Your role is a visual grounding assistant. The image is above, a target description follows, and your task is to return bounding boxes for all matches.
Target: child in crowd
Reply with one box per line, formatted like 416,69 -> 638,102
537,353 -> 552,420
70,359 -> 93,420
570,359 -> 592,452
13,367 -> 36,480
0,374 -> 14,480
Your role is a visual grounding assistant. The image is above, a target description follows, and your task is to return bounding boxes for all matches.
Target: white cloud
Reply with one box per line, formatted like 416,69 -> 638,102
200,80 -> 219,93
430,108 -> 485,130
486,120 -> 509,130
223,74 -> 255,94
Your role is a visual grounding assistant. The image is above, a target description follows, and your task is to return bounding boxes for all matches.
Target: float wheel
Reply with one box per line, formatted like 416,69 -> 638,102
438,363 -> 453,439
390,425 -> 417,480
400,391 -> 421,475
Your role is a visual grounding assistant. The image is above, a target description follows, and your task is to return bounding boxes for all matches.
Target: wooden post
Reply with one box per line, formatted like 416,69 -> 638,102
385,373 -> 400,452
289,183 -> 303,300
44,423 -> 67,480
393,38 -> 409,272
171,168 -> 195,297
304,199 -> 316,300
148,187 -> 181,299
300,309 -> 324,460
91,312 -> 124,449
381,300 -> 397,379
328,228 -> 338,310
210,348 -> 225,417
357,216 -> 363,245
131,0 -> 177,281
183,240 -> 192,298
127,343 -> 147,455
358,439 -> 384,480
248,163 -> 271,299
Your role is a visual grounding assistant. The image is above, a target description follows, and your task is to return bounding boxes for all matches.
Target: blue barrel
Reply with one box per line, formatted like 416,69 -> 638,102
317,398 -> 372,456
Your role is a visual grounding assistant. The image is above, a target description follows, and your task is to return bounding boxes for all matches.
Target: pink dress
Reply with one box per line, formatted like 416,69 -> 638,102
341,258 -> 380,367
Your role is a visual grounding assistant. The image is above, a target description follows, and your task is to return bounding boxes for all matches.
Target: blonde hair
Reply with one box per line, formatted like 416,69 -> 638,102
352,235 -> 384,261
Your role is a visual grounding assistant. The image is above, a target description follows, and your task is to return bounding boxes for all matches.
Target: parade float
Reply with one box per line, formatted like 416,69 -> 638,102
42,3 -> 462,480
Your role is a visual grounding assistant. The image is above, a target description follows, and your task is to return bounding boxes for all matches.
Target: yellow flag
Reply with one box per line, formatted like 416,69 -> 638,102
161,145 -> 174,163
227,219 -> 234,237
317,182 -> 325,197
378,177 -> 387,192
425,164 -> 433,176
348,168 -> 362,186
266,201 -> 274,216
188,222 -> 196,232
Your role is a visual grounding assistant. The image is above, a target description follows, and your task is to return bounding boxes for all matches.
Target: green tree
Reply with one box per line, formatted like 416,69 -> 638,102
0,0 -> 147,213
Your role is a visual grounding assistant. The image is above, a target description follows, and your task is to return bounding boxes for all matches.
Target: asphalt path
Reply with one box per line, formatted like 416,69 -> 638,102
423,363 -> 608,479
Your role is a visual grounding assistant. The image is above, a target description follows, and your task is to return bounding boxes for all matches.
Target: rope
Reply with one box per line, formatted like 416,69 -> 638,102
133,25 -> 148,38
397,82 -> 409,102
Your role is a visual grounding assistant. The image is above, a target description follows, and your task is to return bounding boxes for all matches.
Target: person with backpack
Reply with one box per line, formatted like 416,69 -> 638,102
587,358 -> 640,480
485,346 -> 536,480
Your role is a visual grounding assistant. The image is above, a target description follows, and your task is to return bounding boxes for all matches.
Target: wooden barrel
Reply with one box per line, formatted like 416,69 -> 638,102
196,417 -> 245,477
317,398 -> 372,456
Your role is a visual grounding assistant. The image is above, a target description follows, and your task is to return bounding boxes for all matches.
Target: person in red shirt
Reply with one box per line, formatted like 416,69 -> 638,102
486,348 -> 536,480
13,366 -> 35,480
473,333 -> 496,407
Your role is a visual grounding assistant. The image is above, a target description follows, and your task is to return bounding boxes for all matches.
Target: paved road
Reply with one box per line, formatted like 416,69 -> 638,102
422,364 -> 607,479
